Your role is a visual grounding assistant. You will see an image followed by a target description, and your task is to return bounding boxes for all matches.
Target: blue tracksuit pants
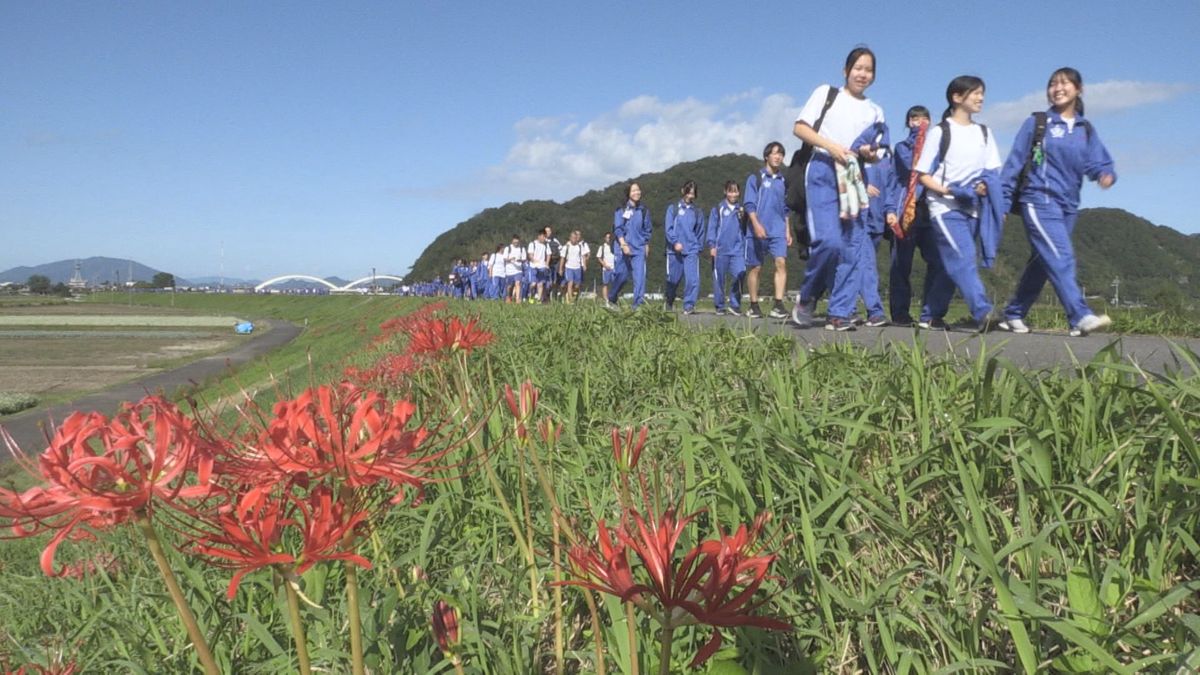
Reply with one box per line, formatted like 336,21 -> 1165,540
889,220 -> 942,322
824,212 -> 867,320
856,232 -> 885,319
1003,202 -> 1092,327
712,252 -> 745,311
665,250 -> 700,310
608,250 -> 647,308
799,156 -> 853,307
926,210 -> 993,322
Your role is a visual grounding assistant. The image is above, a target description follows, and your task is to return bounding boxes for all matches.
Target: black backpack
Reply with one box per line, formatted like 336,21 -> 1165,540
934,119 -> 990,177
784,85 -> 839,259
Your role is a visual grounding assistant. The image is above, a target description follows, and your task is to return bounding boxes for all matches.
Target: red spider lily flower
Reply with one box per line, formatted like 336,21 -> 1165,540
686,512 -> 792,666
406,315 -> 494,356
558,519 -> 638,601
59,550 -> 121,580
189,488 -> 295,599
190,485 -> 370,599
233,383 -> 448,505
1,397 -> 215,576
503,380 -> 538,441
375,302 -> 449,345
536,418 -> 562,444
557,501 -> 790,668
431,599 -> 460,654
611,426 -> 648,472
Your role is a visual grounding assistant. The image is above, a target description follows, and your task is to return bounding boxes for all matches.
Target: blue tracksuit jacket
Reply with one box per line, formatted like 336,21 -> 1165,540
665,201 -> 705,254
614,202 -> 653,249
1001,109 -> 1116,211
743,168 -> 787,239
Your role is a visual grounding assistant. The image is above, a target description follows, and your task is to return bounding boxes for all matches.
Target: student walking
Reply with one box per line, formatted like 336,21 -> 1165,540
707,181 -> 746,315
999,67 -> 1116,337
559,230 -> 590,303
792,46 -> 887,330
528,230 -> 552,303
889,105 -> 943,326
597,232 -> 616,305
852,122 -> 899,326
743,143 -> 791,319
914,75 -> 1004,331
608,182 -> 652,309
664,180 -> 705,314
503,235 -> 527,303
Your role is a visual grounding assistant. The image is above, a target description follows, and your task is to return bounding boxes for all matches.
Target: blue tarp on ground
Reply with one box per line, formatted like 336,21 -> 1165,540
235,321 -> 254,334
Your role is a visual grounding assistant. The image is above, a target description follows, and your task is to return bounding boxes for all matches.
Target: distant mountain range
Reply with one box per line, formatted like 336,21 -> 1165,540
0,256 -> 190,287
409,153 -> 1200,305
0,259 -> 356,291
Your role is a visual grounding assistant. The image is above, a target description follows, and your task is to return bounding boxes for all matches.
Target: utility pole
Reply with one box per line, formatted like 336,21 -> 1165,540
1111,277 -> 1120,306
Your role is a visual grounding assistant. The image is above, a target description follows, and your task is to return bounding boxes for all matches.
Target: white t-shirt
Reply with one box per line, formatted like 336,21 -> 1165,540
562,241 -> 590,269
527,240 -> 550,269
597,241 -> 615,269
796,85 -> 885,154
914,120 -> 1002,218
489,253 -> 505,278
503,244 -> 526,276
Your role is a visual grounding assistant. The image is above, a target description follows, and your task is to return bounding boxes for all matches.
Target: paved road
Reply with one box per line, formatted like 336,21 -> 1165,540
1,318 -> 301,454
678,311 -> 1200,375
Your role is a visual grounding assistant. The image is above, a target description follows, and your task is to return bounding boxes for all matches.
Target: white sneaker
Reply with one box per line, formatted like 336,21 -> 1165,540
998,318 -> 1030,334
1071,314 -> 1112,337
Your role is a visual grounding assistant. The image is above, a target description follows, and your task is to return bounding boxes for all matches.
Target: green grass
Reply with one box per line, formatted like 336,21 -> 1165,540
1,297 -> 1198,673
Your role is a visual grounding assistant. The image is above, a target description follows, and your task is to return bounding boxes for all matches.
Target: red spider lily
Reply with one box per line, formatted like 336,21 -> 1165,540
537,418 -> 562,444
1,397 -> 215,576
375,302 -> 448,344
229,383 -> 449,505
557,501 -> 790,668
431,599 -> 460,654
406,315 -> 494,356
611,426 -> 648,472
503,380 -> 538,441
560,519 -> 638,601
894,119 -> 930,239
190,485 -> 370,599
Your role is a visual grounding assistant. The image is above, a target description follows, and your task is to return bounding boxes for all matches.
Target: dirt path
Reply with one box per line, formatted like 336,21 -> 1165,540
1,318 -> 301,454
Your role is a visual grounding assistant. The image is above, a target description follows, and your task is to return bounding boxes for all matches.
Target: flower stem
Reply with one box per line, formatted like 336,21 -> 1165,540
346,559 -> 366,675
284,577 -> 313,675
625,602 -> 640,675
137,516 -> 220,675
657,624 -> 675,675
581,590 -> 608,675
552,518 -> 564,675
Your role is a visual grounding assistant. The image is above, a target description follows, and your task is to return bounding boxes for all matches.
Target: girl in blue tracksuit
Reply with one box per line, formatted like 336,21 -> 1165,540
852,122 -> 899,325
707,180 -> 746,314
914,75 -> 1002,331
889,106 -> 943,326
999,67 -> 1116,337
608,182 -> 653,308
792,46 -> 887,331
664,180 -> 704,313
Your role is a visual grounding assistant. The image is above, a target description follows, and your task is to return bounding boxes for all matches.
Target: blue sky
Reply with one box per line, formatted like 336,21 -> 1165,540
2,1 -> 1197,282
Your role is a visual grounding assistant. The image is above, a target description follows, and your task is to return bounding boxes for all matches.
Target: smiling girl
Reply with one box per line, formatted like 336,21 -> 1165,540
791,46 -> 886,331
998,67 -> 1116,337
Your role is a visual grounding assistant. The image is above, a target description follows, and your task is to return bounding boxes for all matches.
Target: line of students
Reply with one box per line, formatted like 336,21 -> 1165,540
449,226 -> 601,304
603,50 -> 1116,337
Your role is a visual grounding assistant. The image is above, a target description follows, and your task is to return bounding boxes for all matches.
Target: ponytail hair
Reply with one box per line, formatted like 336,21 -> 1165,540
1048,66 -> 1085,115
942,75 -> 986,120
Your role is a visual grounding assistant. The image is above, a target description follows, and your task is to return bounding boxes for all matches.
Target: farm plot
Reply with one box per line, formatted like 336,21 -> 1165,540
0,308 -> 246,404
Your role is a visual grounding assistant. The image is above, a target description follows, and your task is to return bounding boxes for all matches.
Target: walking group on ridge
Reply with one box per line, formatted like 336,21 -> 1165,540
441,47 -> 1117,337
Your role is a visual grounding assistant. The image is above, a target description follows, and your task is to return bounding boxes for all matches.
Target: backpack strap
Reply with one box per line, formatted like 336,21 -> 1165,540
1010,112 -> 1048,204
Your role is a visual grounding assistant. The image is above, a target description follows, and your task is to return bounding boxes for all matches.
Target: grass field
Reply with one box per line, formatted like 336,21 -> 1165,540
1,295 -> 1197,674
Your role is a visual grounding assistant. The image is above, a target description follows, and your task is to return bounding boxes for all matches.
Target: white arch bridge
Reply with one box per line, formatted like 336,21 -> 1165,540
254,274 -> 408,293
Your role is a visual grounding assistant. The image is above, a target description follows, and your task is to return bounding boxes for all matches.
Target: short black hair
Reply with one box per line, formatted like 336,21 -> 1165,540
762,141 -> 785,160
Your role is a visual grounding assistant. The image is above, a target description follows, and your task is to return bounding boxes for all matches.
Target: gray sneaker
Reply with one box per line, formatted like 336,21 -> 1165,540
769,301 -> 789,319
791,302 -> 814,328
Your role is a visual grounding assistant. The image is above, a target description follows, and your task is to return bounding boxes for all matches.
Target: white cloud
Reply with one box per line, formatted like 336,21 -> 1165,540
479,91 -> 803,201
984,80 -> 1192,131
458,79 -> 1190,204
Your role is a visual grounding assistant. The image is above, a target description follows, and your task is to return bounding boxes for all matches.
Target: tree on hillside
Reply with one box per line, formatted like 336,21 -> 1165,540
152,272 -> 176,288
27,274 -> 51,294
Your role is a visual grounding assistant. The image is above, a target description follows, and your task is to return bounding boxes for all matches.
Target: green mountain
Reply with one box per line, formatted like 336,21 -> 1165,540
410,154 -> 1200,307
